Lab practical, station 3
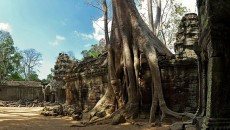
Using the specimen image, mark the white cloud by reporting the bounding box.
[74,16,112,42]
[73,31,95,48]
[38,60,54,79]
[0,23,12,32]
[92,16,105,41]
[92,16,112,41]
[49,35,65,46]
[74,31,94,40]
[56,35,65,40]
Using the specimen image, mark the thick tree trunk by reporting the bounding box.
[89,0,193,124]
[155,0,161,35]
[102,0,109,44]
[148,0,155,34]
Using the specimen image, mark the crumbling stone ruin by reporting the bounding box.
[43,13,199,119]
[40,104,82,120]
[3,13,196,126]
[63,53,107,111]
[174,13,199,59]
[194,0,230,129]
[162,13,198,111]
[0,81,43,107]
[41,53,107,119]
[0,1,229,129]
[44,53,75,103]
[42,9,230,129]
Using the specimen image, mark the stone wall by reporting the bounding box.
[63,53,107,110]
[196,0,230,129]
[139,59,198,113]
[164,13,199,113]
[161,60,198,113]
[64,56,198,113]
[53,14,199,114]
[139,13,199,113]
[0,81,43,101]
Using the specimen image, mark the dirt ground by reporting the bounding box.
[0,107,172,130]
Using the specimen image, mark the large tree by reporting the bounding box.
[138,0,189,47]
[20,48,42,81]
[0,30,22,82]
[89,0,192,123]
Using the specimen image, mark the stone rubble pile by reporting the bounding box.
[0,99,44,107]
[40,103,83,121]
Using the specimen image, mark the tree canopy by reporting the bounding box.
[20,48,42,81]
[131,0,189,49]
[0,30,43,82]
[0,30,23,82]
[81,38,106,59]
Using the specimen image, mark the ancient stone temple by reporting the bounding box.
[0,81,42,101]
[40,13,200,118]
[63,53,107,110]
[159,14,199,114]
[174,13,199,59]
[50,13,200,115]
[195,0,230,129]
[45,53,75,103]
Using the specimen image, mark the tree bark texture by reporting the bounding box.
[89,0,192,123]
[148,0,155,34]
[155,0,161,35]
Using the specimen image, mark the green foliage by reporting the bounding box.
[158,0,189,46]
[0,30,23,82]
[29,71,40,81]
[81,49,100,58]
[136,0,190,48]
[41,79,49,86]
[8,72,24,81]
[46,73,52,82]
[0,31,42,82]
[89,50,100,58]
[81,38,106,59]
[81,50,89,58]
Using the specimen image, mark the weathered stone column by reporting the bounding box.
[197,0,230,129]
[63,76,72,105]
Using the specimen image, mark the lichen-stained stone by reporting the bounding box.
[196,0,230,129]
[174,13,199,60]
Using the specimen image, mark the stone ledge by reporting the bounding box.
[0,81,41,87]
[202,118,230,130]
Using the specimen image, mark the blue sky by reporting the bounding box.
[0,0,196,80]
[0,0,106,79]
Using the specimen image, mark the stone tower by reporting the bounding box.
[174,13,199,59]
[46,53,73,103]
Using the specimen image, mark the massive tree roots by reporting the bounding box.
[88,0,194,124]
